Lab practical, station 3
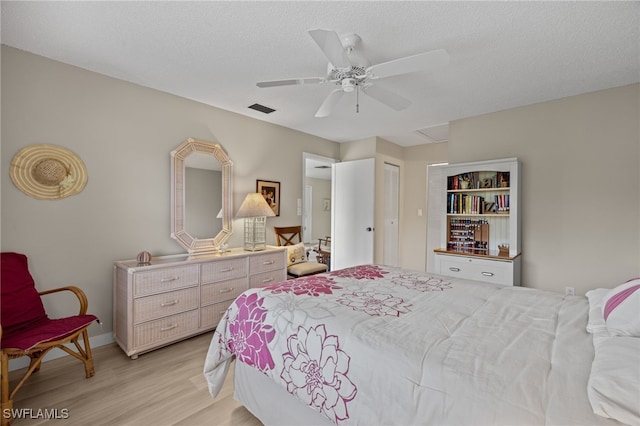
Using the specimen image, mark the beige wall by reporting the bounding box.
[339,137,377,161]
[449,84,640,295]
[403,142,448,271]
[1,46,339,338]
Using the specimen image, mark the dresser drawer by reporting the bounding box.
[249,250,285,274]
[200,301,233,329]
[201,257,247,284]
[436,254,513,286]
[201,277,247,306]
[133,309,198,348]
[250,270,285,288]
[133,265,199,297]
[133,287,199,324]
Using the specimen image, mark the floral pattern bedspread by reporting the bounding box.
[204,265,613,426]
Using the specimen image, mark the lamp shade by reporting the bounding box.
[235,193,276,218]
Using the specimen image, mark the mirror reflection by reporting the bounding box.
[302,153,336,244]
[185,153,222,239]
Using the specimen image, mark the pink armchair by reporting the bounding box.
[1,252,97,426]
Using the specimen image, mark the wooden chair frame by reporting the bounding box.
[317,236,331,268]
[273,226,304,247]
[1,286,95,426]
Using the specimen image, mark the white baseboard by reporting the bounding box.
[8,332,114,372]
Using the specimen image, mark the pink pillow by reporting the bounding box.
[602,278,640,337]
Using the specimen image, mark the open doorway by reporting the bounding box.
[302,153,337,246]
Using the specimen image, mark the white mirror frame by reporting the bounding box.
[171,138,233,253]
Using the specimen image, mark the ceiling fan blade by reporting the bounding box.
[308,29,352,69]
[366,49,449,80]
[257,77,325,88]
[362,84,411,111]
[315,89,344,117]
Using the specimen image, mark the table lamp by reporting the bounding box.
[235,193,276,251]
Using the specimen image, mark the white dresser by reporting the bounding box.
[113,247,286,359]
[433,251,521,286]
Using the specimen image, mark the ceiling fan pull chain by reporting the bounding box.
[356,85,360,113]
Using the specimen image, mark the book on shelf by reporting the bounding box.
[494,194,510,213]
[448,171,510,190]
[447,193,487,214]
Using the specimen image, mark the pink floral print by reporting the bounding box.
[336,290,412,317]
[228,293,275,372]
[281,324,357,423]
[265,275,342,296]
[330,264,388,280]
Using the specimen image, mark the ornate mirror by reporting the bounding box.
[171,138,233,253]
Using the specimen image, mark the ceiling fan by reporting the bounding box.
[256,29,449,117]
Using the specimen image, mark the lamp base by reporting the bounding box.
[244,216,267,252]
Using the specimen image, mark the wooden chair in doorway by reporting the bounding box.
[317,236,331,270]
[274,226,328,278]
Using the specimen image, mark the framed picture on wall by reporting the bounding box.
[257,179,280,216]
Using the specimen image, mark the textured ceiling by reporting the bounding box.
[2,1,638,147]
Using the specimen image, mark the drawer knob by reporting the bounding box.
[262,277,274,283]
[160,299,179,307]
[481,272,495,277]
[263,260,275,265]
[160,324,178,332]
[449,267,460,272]
[219,287,234,293]
[160,276,179,282]
[220,267,234,272]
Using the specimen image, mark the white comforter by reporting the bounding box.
[204,265,621,425]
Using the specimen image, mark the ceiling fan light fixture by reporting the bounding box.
[341,78,356,92]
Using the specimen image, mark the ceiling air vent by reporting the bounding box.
[248,103,276,114]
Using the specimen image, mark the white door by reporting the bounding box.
[383,163,399,266]
[331,158,375,270]
[302,185,313,243]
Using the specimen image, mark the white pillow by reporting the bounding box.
[601,278,640,337]
[286,243,307,267]
[585,288,609,335]
[588,334,640,425]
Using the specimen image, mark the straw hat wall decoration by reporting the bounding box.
[10,144,88,200]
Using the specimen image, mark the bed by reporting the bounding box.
[204,265,639,425]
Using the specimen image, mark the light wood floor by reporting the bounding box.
[8,333,263,425]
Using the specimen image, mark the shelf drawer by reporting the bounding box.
[249,250,285,274]
[201,257,247,284]
[435,254,513,286]
[133,309,198,348]
[133,287,198,324]
[201,277,247,306]
[250,269,286,288]
[200,301,233,329]
[133,265,199,297]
